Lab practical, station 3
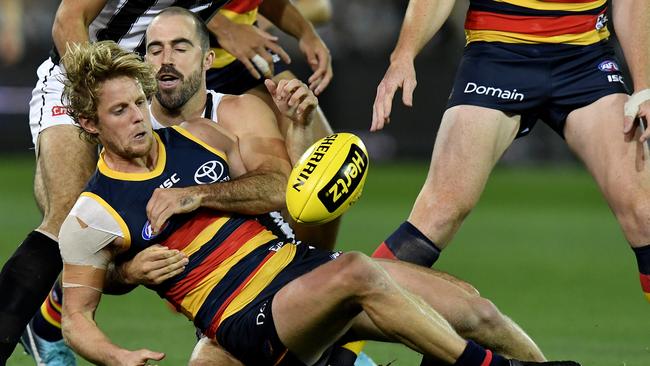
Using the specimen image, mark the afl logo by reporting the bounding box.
[141,220,168,240]
[194,160,225,184]
[598,60,619,73]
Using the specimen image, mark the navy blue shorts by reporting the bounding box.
[216,244,339,365]
[206,54,289,95]
[447,41,629,138]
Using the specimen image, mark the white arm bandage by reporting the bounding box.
[59,215,116,269]
[624,89,650,118]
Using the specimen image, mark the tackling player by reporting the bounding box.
[57,39,579,366]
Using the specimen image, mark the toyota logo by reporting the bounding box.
[194,160,225,184]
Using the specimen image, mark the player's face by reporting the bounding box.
[145,14,206,111]
[93,76,154,159]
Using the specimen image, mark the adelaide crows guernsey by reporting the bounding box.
[465,0,610,45]
[73,126,298,338]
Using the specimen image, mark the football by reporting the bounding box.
[286,133,369,224]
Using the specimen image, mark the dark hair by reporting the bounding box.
[153,7,211,53]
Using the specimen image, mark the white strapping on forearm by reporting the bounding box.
[624,89,650,118]
[61,282,103,293]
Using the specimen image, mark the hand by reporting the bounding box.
[119,245,188,286]
[265,78,318,126]
[146,187,202,234]
[298,31,332,95]
[211,14,291,79]
[115,349,165,366]
[371,57,417,132]
[623,89,650,142]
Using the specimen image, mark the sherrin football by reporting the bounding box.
[286,133,369,224]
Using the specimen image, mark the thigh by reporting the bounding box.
[189,337,244,366]
[35,124,98,237]
[410,105,520,244]
[565,93,649,245]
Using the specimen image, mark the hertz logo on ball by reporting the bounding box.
[286,133,369,225]
[317,144,368,212]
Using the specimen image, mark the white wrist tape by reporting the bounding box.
[624,89,650,118]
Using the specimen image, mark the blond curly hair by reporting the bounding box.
[61,41,157,143]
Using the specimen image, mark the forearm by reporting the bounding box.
[102,262,137,295]
[285,120,315,165]
[613,0,650,91]
[260,0,316,40]
[194,170,287,214]
[52,0,106,57]
[62,312,126,365]
[391,0,456,62]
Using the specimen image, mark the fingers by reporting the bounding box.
[139,349,166,362]
[240,57,262,80]
[264,79,277,96]
[307,49,332,95]
[371,81,397,131]
[265,41,291,65]
[402,77,416,107]
[623,115,635,134]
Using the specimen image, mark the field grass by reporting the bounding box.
[2,155,649,365]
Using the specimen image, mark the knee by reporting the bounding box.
[332,252,388,295]
[611,197,650,243]
[456,296,506,337]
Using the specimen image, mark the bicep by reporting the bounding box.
[225,97,292,175]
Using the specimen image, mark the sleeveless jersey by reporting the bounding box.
[80,126,298,338]
[465,0,610,45]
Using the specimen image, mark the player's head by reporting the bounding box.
[62,41,157,159]
[145,7,213,111]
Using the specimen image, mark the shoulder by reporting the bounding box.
[178,118,238,154]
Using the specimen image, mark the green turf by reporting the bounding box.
[2,156,649,365]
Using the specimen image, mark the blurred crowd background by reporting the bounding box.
[0,0,624,163]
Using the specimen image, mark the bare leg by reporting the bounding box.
[246,70,340,250]
[565,94,650,247]
[272,252,466,365]
[0,125,96,358]
[375,259,544,361]
[189,337,243,366]
[35,125,98,237]
[409,106,520,248]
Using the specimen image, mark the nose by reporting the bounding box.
[162,47,174,65]
[131,104,145,123]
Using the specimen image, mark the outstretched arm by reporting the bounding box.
[371,0,456,131]
[615,0,650,141]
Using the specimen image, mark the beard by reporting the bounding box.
[155,66,202,111]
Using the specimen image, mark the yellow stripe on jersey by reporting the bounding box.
[219,244,296,324]
[97,132,166,181]
[211,8,259,69]
[80,192,131,248]
[171,126,229,163]
[179,229,279,318]
[494,0,606,12]
[182,217,230,257]
[466,27,609,45]
[645,292,650,303]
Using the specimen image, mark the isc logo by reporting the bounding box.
[318,144,368,212]
[159,173,180,188]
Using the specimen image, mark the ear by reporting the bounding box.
[203,50,215,71]
[78,117,99,135]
